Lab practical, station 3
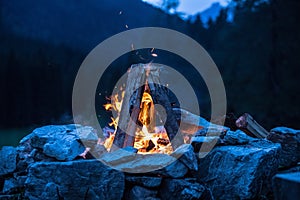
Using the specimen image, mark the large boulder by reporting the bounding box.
[272,172,300,200]
[25,159,125,200]
[159,178,212,200]
[125,176,162,188]
[0,146,17,176]
[128,186,158,200]
[267,127,300,167]
[171,144,198,171]
[19,124,98,161]
[197,140,281,199]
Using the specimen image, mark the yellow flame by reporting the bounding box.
[103,82,174,154]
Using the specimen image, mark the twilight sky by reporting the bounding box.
[143,0,230,14]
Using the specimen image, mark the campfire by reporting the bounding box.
[103,64,183,154]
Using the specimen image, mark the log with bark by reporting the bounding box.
[235,113,269,138]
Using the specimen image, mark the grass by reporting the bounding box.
[0,128,34,147]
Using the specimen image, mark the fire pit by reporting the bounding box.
[1,63,298,199]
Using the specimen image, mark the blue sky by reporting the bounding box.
[143,0,230,14]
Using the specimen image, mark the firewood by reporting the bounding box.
[111,65,146,151]
[172,108,229,135]
[235,113,269,138]
[111,64,184,151]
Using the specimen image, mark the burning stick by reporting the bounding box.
[235,113,269,138]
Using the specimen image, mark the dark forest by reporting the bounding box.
[0,0,299,145]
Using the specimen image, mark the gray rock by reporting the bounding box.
[43,139,84,161]
[24,159,125,200]
[0,146,17,176]
[194,127,229,137]
[101,148,137,165]
[268,127,300,167]
[129,186,158,200]
[153,159,188,178]
[159,178,211,200]
[125,176,162,188]
[191,136,220,153]
[15,140,35,173]
[0,194,20,199]
[74,125,98,142]
[2,179,16,194]
[272,172,300,200]
[222,130,256,145]
[19,124,98,161]
[89,144,107,159]
[108,154,187,178]
[2,176,26,194]
[270,127,300,135]
[16,147,55,176]
[197,140,281,200]
[171,144,198,171]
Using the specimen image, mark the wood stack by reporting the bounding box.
[111,64,184,151]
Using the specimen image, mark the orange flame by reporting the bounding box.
[103,83,173,154]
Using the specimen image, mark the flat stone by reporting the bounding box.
[171,144,198,171]
[268,127,300,167]
[222,130,256,145]
[19,124,98,161]
[107,154,188,178]
[24,159,125,200]
[159,178,212,200]
[129,186,158,200]
[273,172,300,200]
[197,140,281,199]
[125,176,162,188]
[101,148,137,165]
[0,146,17,176]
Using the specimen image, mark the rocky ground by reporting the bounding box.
[0,124,299,200]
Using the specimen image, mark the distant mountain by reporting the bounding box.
[199,2,223,24]
[187,2,235,26]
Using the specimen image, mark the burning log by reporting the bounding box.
[111,65,147,151]
[235,113,269,138]
[111,64,184,152]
